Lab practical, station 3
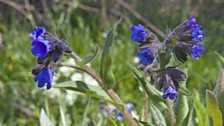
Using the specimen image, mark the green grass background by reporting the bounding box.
[0,0,224,125]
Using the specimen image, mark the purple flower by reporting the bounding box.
[31,38,51,58]
[29,27,46,40]
[137,49,155,65]
[125,103,133,112]
[130,24,147,42]
[190,44,205,59]
[34,68,53,89]
[162,86,178,99]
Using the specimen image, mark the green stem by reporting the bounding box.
[144,93,149,121]
[166,99,176,126]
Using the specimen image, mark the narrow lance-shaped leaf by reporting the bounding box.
[215,52,224,67]
[194,104,204,126]
[130,64,162,100]
[173,95,189,125]
[59,103,67,126]
[194,92,209,126]
[186,108,196,126]
[40,108,55,126]
[129,64,166,108]
[82,97,91,126]
[206,90,223,126]
[54,81,123,110]
[178,86,192,96]
[213,69,224,122]
[137,120,155,126]
[150,103,167,126]
[100,17,122,89]
[77,45,98,66]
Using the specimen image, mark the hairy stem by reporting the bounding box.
[166,99,176,125]
[68,52,138,126]
[107,89,137,126]
[144,93,149,121]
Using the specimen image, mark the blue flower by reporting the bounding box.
[31,38,51,58]
[184,16,196,26]
[130,24,147,42]
[184,17,204,42]
[137,49,155,64]
[115,103,133,121]
[115,111,124,120]
[162,86,178,99]
[190,44,205,60]
[29,27,46,40]
[192,29,204,42]
[166,16,205,62]
[34,68,53,89]
[125,103,133,112]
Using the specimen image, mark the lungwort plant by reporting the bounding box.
[29,17,223,126]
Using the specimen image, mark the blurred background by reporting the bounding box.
[0,0,224,125]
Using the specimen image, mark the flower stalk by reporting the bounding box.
[166,99,176,125]
[69,51,138,126]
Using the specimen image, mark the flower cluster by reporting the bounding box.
[29,27,71,89]
[166,16,205,62]
[99,100,133,120]
[130,17,205,100]
[130,24,160,67]
[154,67,187,99]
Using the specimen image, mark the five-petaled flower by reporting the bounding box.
[190,44,205,60]
[34,68,53,89]
[130,24,147,42]
[162,86,178,99]
[137,49,155,65]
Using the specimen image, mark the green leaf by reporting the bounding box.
[82,97,91,126]
[59,104,67,126]
[150,103,167,126]
[178,86,192,96]
[137,120,155,126]
[100,17,122,89]
[129,64,165,103]
[107,117,118,126]
[173,95,189,125]
[194,93,210,126]
[39,108,55,126]
[215,51,224,67]
[214,69,224,121]
[206,90,223,126]
[186,108,196,126]
[77,45,98,66]
[194,104,204,126]
[54,81,123,110]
